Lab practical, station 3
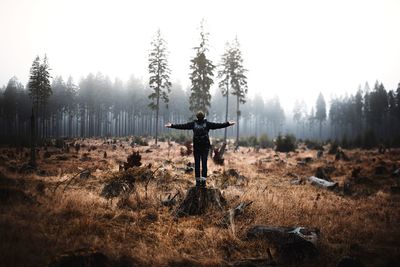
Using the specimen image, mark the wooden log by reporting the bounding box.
[247,225,319,264]
[308,176,338,190]
[174,186,226,217]
[248,226,318,245]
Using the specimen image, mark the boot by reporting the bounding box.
[200,177,207,188]
[195,177,201,187]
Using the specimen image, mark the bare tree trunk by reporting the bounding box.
[319,121,322,141]
[80,107,85,137]
[224,78,229,144]
[236,96,240,147]
[30,108,36,167]
[134,111,137,135]
[42,104,46,139]
[155,92,160,145]
[35,100,39,140]
[69,115,72,137]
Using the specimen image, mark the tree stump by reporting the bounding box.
[213,142,226,165]
[124,151,142,170]
[247,225,319,264]
[174,186,226,217]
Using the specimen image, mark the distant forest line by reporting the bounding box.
[1,72,399,148]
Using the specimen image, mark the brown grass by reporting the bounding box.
[0,138,399,266]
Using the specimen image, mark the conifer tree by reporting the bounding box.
[189,20,215,115]
[229,38,248,146]
[148,29,171,144]
[217,42,233,143]
[28,55,52,138]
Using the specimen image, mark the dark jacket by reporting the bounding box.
[171,119,230,149]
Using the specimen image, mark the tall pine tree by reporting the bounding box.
[27,55,51,165]
[28,55,52,138]
[148,29,171,144]
[229,38,248,146]
[354,87,363,136]
[28,56,41,113]
[189,20,215,116]
[217,42,233,143]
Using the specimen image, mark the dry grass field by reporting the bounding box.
[0,137,399,267]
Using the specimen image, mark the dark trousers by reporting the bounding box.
[194,148,209,178]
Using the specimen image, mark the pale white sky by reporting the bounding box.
[0,0,399,110]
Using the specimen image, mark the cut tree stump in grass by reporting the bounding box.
[213,142,226,165]
[174,186,226,217]
[247,225,319,265]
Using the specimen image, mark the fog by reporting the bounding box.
[0,0,399,110]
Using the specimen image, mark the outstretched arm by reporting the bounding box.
[165,121,194,130]
[207,121,235,130]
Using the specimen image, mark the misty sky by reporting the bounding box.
[0,0,399,110]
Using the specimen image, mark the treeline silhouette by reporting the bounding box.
[0,73,284,144]
[291,81,400,148]
[328,82,400,148]
[1,72,399,148]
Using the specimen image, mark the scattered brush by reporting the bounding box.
[74,143,81,153]
[219,168,247,188]
[161,191,180,208]
[335,149,350,161]
[275,134,297,152]
[213,143,226,165]
[80,152,91,161]
[101,179,132,200]
[123,151,142,170]
[304,139,324,150]
[221,201,253,236]
[101,169,137,199]
[328,141,339,154]
[101,165,157,200]
[180,141,193,156]
[131,136,149,146]
[53,169,92,193]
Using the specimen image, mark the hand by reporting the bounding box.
[228,121,236,126]
[165,123,172,128]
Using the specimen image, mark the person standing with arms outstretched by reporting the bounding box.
[165,111,235,187]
